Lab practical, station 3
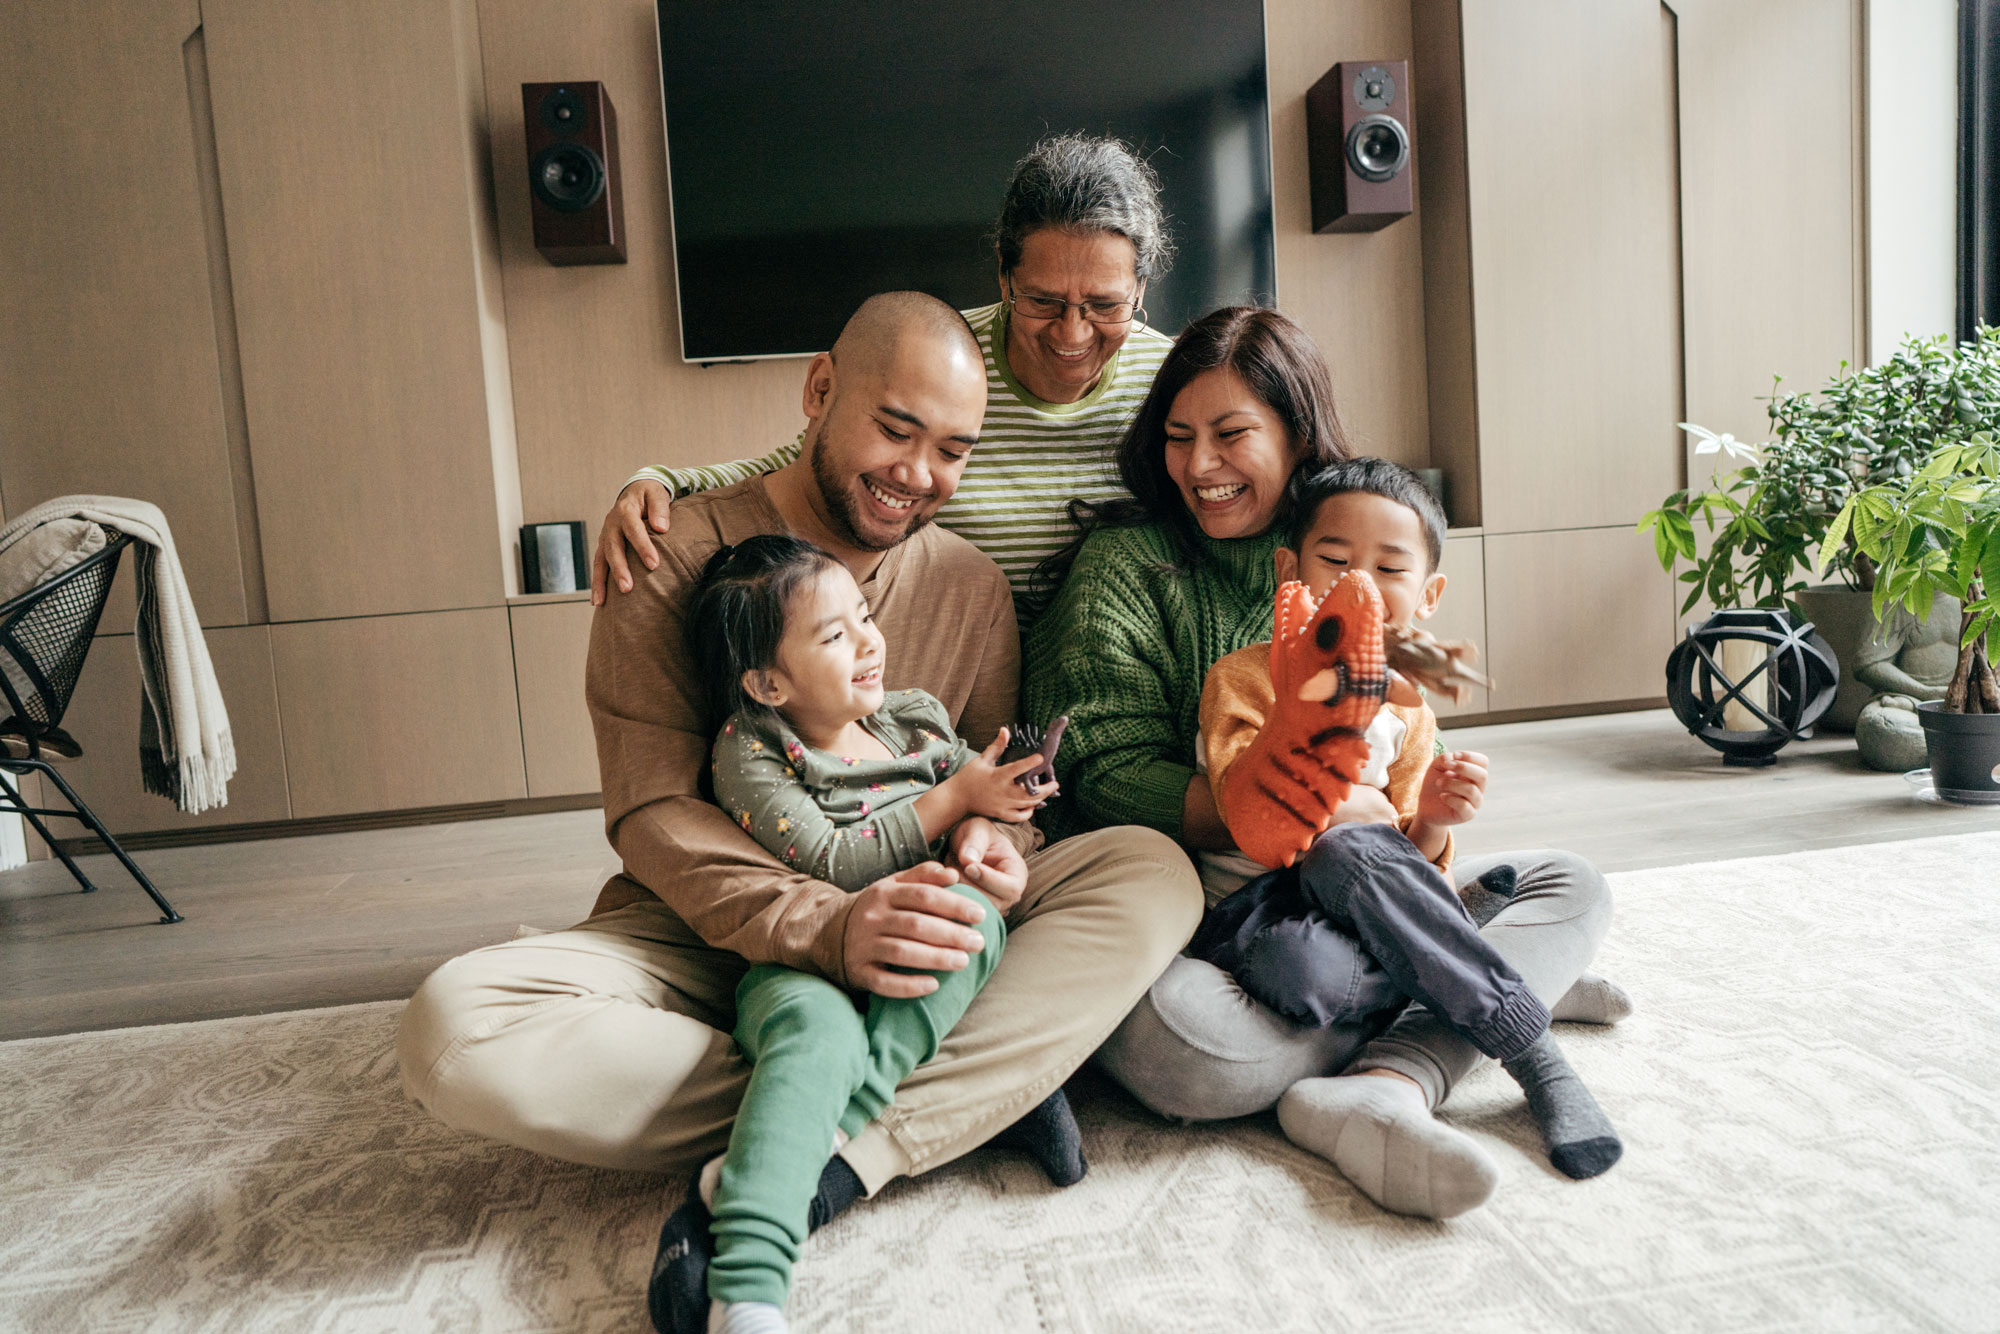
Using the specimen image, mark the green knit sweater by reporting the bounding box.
[1023,521,1283,842]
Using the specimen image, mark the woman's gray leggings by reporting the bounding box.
[1095,850,1613,1118]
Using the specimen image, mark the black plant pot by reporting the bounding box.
[1917,701,2000,805]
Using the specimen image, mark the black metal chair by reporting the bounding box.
[0,531,182,923]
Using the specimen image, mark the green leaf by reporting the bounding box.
[1664,510,1698,561]
[1817,500,1855,574]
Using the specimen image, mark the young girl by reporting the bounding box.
[671,534,1053,1334]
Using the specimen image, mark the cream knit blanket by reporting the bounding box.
[0,496,234,812]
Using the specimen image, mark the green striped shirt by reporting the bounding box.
[631,302,1175,618]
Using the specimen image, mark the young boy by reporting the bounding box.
[1193,457,1622,1196]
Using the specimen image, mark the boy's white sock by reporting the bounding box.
[1551,973,1636,1025]
[1277,1074,1499,1220]
[709,1300,788,1334]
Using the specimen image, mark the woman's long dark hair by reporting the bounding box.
[1033,305,1350,599]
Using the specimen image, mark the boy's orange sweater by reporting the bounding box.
[1199,641,1454,875]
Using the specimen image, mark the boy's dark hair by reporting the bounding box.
[1285,457,1447,572]
[684,534,842,725]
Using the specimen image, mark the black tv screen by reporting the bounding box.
[657,0,1275,362]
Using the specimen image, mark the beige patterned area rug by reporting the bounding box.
[5,831,1998,1334]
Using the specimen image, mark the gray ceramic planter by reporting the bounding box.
[1790,584,1875,731]
[1792,585,1961,733]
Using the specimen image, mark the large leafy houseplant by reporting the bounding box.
[1819,434,2000,714]
[1640,329,2000,616]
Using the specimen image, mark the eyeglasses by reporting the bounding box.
[1004,283,1145,327]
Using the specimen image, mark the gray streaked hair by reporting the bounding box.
[992,133,1175,283]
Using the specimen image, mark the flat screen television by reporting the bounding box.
[656,0,1275,363]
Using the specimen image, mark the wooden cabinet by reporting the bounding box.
[1675,0,1861,448]
[203,0,512,621]
[0,0,257,629]
[1426,534,1489,719]
[510,598,599,798]
[42,626,290,835]
[270,610,525,818]
[1425,0,1684,536]
[1483,527,1676,712]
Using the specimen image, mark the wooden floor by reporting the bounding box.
[4,708,1996,1042]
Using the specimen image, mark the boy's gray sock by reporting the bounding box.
[709,1301,788,1334]
[1500,1033,1623,1179]
[1460,864,1519,927]
[1277,1075,1499,1220]
[1550,973,1635,1025]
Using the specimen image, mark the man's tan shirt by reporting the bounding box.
[585,476,1034,983]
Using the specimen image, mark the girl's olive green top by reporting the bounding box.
[711,689,971,892]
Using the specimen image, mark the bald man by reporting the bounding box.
[396,294,1202,1319]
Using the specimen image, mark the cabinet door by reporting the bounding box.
[1462,0,1683,533]
[1483,528,1676,712]
[44,625,290,835]
[271,609,524,818]
[0,0,253,627]
[510,600,599,798]
[1426,535,1489,719]
[204,0,506,621]
[1676,0,1860,447]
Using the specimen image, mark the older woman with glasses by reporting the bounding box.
[592,132,1175,621]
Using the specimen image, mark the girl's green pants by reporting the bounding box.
[708,883,1005,1306]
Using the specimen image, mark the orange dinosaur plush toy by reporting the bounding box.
[1216,570,1391,870]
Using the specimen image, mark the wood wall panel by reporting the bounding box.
[1675,0,1860,458]
[475,0,804,545]
[1411,0,1481,527]
[270,609,525,818]
[1483,527,1676,711]
[0,0,253,627]
[1460,0,1683,533]
[54,626,290,834]
[1265,0,1431,465]
[203,0,506,621]
[510,599,599,797]
[1427,534,1489,718]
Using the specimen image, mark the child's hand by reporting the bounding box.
[949,817,1028,913]
[1415,750,1489,828]
[945,728,1057,823]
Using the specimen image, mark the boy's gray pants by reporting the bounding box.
[1096,849,1613,1117]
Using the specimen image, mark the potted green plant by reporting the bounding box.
[1640,329,2000,727]
[1818,433,2000,801]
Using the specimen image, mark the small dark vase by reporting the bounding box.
[1916,702,2000,805]
[1666,608,1840,766]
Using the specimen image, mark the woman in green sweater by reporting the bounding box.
[592,132,1175,622]
[1023,305,1346,844]
[1022,306,1626,1223]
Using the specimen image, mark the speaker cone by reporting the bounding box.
[1345,114,1410,183]
[531,142,606,213]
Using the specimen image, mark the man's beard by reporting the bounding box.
[808,418,935,552]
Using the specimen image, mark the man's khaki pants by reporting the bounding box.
[396,826,1201,1193]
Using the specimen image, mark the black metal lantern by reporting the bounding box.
[1666,609,1839,766]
